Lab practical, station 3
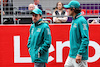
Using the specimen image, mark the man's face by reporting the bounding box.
[67,8,74,16]
[35,0,40,5]
[28,4,34,10]
[32,13,42,23]
[0,0,1,5]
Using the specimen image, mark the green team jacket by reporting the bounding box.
[69,13,89,60]
[27,19,51,63]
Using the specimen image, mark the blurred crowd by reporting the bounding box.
[0,0,100,24]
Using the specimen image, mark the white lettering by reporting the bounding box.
[14,36,100,63]
[88,41,100,62]
[56,41,70,62]
[14,36,31,63]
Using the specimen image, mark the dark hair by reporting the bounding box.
[55,1,64,10]
[39,14,42,16]
[34,0,36,1]
[71,8,81,14]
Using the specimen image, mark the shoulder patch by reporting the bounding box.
[82,24,87,30]
[46,28,50,35]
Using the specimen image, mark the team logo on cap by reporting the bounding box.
[71,5,75,8]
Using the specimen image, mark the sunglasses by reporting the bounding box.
[32,13,38,17]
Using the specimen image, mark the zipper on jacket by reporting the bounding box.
[38,47,40,58]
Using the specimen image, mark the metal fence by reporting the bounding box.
[0,0,100,24]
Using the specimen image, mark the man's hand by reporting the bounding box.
[58,19,62,22]
[76,55,82,64]
[55,18,58,21]
[28,48,30,50]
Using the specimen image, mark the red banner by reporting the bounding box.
[0,24,100,67]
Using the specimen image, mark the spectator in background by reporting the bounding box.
[28,3,35,10]
[18,4,35,24]
[2,0,14,24]
[53,1,68,23]
[0,10,5,15]
[0,0,5,23]
[3,0,13,15]
[33,0,43,10]
[91,19,99,24]
[0,0,5,15]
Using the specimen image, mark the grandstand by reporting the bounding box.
[1,0,100,24]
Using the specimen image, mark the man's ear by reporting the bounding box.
[40,15,42,18]
[39,15,42,19]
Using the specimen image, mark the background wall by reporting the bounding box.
[13,0,100,10]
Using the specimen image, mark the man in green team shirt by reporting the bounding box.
[27,8,51,67]
[64,0,89,67]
